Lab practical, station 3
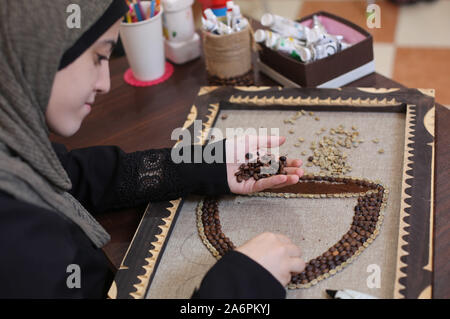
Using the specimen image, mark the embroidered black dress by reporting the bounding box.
[0,141,285,298]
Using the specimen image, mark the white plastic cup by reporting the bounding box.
[120,2,165,82]
[162,0,195,43]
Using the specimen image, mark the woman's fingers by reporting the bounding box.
[252,174,288,192]
[285,243,302,257]
[283,167,304,176]
[289,257,306,274]
[286,158,302,167]
[275,233,292,245]
[268,175,300,189]
[252,174,301,192]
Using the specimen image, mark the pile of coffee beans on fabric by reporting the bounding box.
[234,153,287,183]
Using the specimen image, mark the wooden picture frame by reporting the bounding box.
[107,86,435,299]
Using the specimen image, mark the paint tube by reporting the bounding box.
[299,40,340,62]
[202,18,232,35]
[231,4,242,30]
[226,1,234,27]
[203,4,245,34]
[313,15,327,36]
[254,29,306,62]
[328,289,378,299]
[204,8,217,23]
[218,20,233,34]
[234,18,248,32]
[202,17,220,35]
[261,13,308,40]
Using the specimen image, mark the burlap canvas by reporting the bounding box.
[147,108,405,299]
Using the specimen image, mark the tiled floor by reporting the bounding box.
[195,0,450,106]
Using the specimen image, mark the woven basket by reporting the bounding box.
[202,27,253,85]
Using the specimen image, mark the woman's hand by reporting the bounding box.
[226,135,303,194]
[236,232,305,286]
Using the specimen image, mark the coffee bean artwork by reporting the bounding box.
[196,172,388,289]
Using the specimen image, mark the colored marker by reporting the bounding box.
[151,0,155,18]
[134,2,143,21]
[137,0,146,19]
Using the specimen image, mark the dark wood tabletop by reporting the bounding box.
[51,50,450,298]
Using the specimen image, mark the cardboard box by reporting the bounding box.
[257,11,374,88]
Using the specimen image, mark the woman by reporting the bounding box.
[0,0,305,298]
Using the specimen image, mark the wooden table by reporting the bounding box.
[50,53,450,299]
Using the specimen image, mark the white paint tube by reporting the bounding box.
[204,8,217,23]
[231,4,243,30]
[254,29,306,62]
[299,40,339,62]
[234,18,248,32]
[261,13,308,40]
[330,289,378,299]
[300,34,351,62]
[202,17,220,35]
[202,17,232,35]
[226,1,234,27]
[313,15,327,36]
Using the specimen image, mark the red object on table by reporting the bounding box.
[198,0,228,9]
[123,62,174,87]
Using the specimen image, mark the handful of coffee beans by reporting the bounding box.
[234,153,287,183]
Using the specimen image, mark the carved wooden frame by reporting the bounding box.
[108,86,435,299]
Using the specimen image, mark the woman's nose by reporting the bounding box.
[95,62,111,94]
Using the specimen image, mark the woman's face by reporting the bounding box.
[46,19,122,137]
